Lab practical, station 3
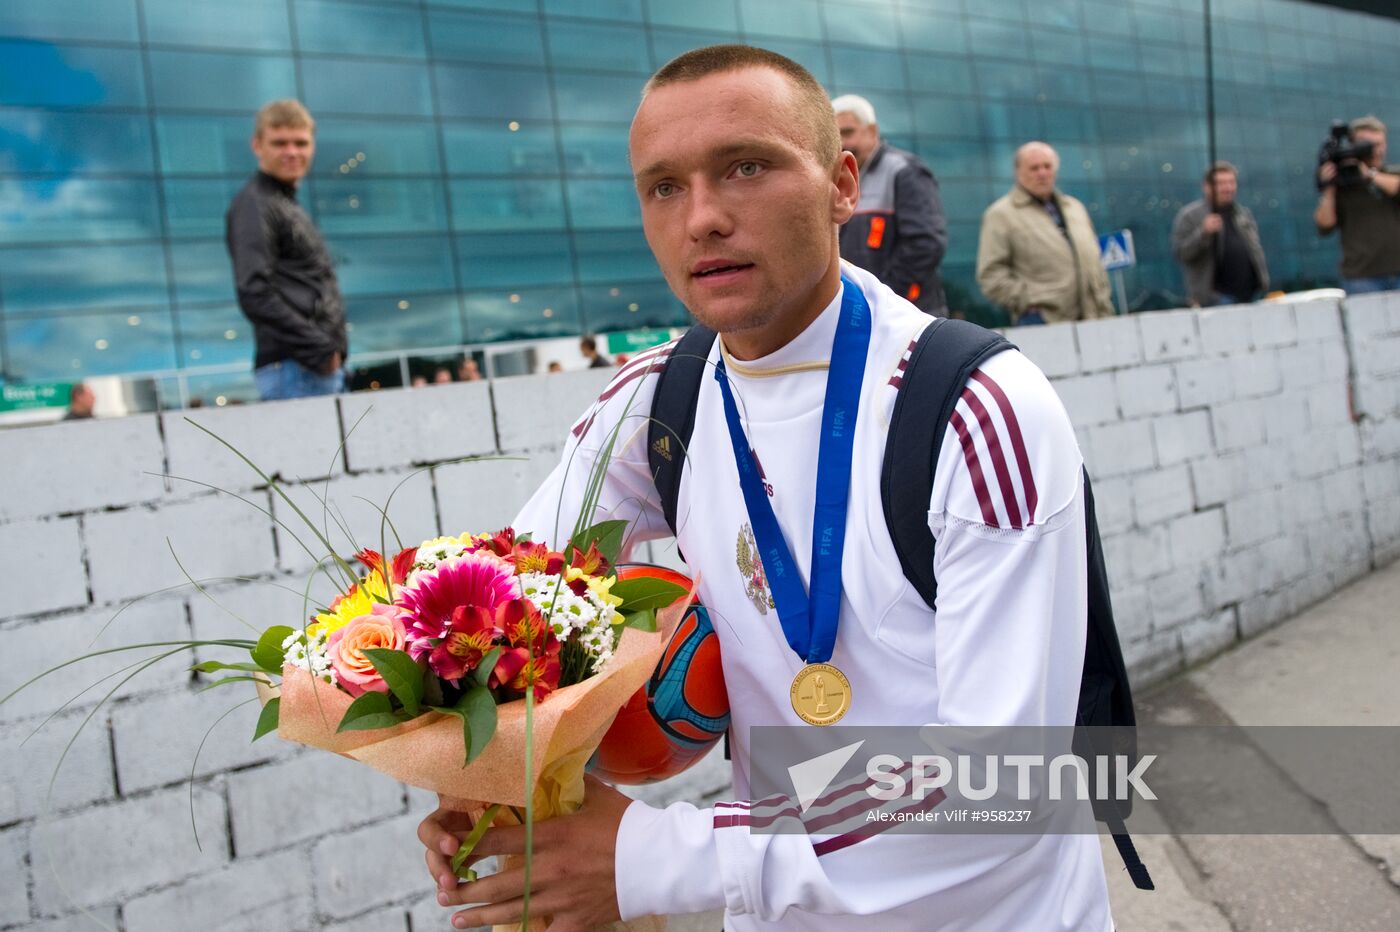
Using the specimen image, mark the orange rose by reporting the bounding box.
[326,603,407,698]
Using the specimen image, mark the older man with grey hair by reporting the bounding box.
[976,141,1113,325]
[832,93,948,312]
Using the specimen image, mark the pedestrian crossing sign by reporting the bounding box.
[1098,230,1136,270]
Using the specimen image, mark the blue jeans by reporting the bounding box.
[1343,275,1400,295]
[254,359,345,401]
[1016,311,1047,326]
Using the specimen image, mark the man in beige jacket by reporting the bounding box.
[976,141,1114,325]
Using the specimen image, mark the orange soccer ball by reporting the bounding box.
[590,565,730,785]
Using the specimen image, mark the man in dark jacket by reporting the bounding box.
[226,99,347,401]
[1170,161,1269,307]
[832,94,948,313]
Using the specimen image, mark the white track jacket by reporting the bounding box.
[513,262,1113,931]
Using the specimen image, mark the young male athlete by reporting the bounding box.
[418,46,1113,931]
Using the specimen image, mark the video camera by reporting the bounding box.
[1317,120,1377,189]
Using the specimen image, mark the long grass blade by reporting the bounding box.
[187,696,259,850]
[182,418,361,586]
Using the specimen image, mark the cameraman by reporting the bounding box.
[1315,115,1400,294]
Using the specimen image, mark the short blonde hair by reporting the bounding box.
[254,99,315,138]
[1351,114,1386,136]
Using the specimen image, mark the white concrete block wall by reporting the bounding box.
[1,294,1398,930]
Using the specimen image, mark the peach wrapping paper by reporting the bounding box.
[256,583,695,932]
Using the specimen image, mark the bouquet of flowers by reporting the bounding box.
[255,525,690,927]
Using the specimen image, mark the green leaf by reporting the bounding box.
[431,686,498,765]
[191,660,267,674]
[253,697,280,741]
[620,607,658,632]
[609,576,687,613]
[569,519,628,568]
[336,690,408,732]
[197,675,271,693]
[251,626,295,674]
[473,647,503,689]
[362,648,424,717]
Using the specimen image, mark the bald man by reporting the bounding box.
[976,142,1113,325]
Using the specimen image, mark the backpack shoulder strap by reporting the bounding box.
[880,318,1014,608]
[648,325,718,537]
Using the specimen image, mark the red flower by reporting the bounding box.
[356,546,418,586]
[472,527,517,559]
[490,599,562,701]
[426,605,501,684]
[569,541,611,578]
[512,541,565,576]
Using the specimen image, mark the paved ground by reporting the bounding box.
[671,559,1400,930]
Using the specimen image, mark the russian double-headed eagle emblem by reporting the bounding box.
[735,522,775,614]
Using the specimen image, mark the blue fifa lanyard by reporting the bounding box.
[712,275,872,665]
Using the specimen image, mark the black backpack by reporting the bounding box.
[646,318,1153,891]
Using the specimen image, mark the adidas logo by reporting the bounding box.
[651,435,672,461]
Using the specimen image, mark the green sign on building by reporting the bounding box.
[607,329,673,355]
[0,382,71,413]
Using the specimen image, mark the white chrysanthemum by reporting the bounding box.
[282,627,336,683]
[412,539,469,574]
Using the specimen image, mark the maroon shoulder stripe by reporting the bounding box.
[570,359,668,439]
[949,410,1000,527]
[959,387,1024,529]
[970,369,1038,524]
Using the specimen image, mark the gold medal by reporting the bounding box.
[790,663,851,725]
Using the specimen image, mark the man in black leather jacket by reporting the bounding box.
[225,99,348,401]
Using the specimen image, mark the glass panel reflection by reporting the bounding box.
[162,177,246,239]
[174,303,256,368]
[456,232,574,289]
[0,178,162,243]
[0,41,147,108]
[572,229,657,284]
[434,64,554,121]
[464,285,580,343]
[331,234,457,295]
[740,0,823,41]
[294,0,426,59]
[311,119,442,177]
[170,239,237,307]
[144,0,291,51]
[5,309,176,380]
[550,73,645,124]
[310,177,449,235]
[148,50,297,111]
[579,280,686,335]
[564,179,641,231]
[449,178,567,232]
[429,8,545,66]
[0,0,139,43]
[442,122,559,176]
[345,291,463,352]
[0,243,169,313]
[301,58,433,116]
[558,124,630,177]
[545,21,651,73]
[646,0,738,32]
[157,115,251,176]
[0,111,154,175]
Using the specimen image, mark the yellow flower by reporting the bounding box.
[309,571,388,638]
[585,574,624,609]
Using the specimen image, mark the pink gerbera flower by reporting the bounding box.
[396,550,520,658]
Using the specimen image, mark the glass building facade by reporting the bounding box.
[1,0,1397,397]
